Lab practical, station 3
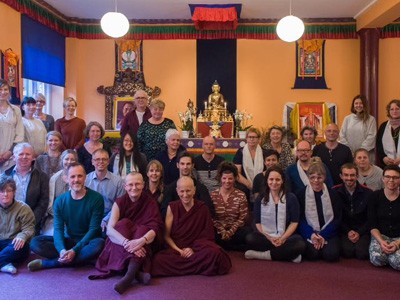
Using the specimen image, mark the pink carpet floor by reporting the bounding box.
[1,252,399,300]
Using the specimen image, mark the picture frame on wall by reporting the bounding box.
[113,96,134,130]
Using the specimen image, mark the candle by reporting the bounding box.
[224,102,227,109]
[204,101,207,109]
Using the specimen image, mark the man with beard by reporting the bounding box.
[333,163,372,260]
[28,163,104,271]
[286,140,333,198]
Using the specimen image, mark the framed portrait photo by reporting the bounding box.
[113,97,135,130]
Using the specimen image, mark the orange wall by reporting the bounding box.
[379,38,400,124]
[65,38,115,121]
[1,2,399,131]
[237,39,360,131]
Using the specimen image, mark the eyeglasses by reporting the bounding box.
[93,158,108,162]
[247,136,259,139]
[0,189,14,194]
[297,149,311,153]
[135,97,147,100]
[383,175,400,181]
[309,175,324,182]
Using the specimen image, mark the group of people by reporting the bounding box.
[1,79,400,295]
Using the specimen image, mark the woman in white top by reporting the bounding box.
[340,95,377,160]
[0,79,24,172]
[233,127,264,190]
[21,96,47,156]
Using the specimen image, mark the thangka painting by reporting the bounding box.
[1,48,21,104]
[293,40,328,89]
[115,40,143,72]
[284,102,336,139]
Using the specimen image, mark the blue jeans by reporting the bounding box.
[30,235,104,266]
[0,239,30,268]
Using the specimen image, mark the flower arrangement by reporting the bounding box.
[178,110,194,132]
[233,109,253,132]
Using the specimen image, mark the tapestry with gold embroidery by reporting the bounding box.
[115,40,143,73]
[294,40,328,89]
[1,48,21,104]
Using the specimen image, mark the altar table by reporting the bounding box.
[181,138,245,161]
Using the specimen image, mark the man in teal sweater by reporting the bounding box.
[28,163,104,271]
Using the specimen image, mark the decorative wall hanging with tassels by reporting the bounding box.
[293,40,329,89]
[1,48,21,104]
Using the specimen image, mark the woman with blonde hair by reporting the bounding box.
[34,93,55,132]
[34,131,63,177]
[137,99,176,160]
[41,149,78,235]
[233,127,264,190]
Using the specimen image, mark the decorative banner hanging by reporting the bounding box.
[293,40,328,89]
[115,40,143,73]
[1,48,21,104]
[189,4,241,30]
[284,102,336,139]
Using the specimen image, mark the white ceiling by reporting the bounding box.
[42,0,376,20]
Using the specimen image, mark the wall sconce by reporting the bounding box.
[276,0,305,42]
[100,0,130,38]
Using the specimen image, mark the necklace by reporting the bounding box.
[392,126,400,139]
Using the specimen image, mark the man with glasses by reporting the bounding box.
[286,140,333,198]
[333,163,372,260]
[85,149,125,233]
[120,89,151,136]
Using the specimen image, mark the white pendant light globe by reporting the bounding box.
[101,12,130,38]
[276,15,305,42]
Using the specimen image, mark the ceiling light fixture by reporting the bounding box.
[100,0,130,38]
[276,0,305,42]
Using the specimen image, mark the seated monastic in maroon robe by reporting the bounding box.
[89,193,162,278]
[151,200,232,276]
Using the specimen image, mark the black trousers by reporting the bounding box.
[246,232,306,261]
[304,236,340,262]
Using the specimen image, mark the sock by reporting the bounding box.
[28,259,61,271]
[245,250,272,260]
[136,272,151,285]
[113,260,138,294]
[292,254,302,263]
[28,259,43,272]
[1,263,17,274]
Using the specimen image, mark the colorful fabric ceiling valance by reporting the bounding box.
[1,0,385,40]
[192,6,239,30]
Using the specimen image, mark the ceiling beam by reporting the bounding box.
[356,0,400,30]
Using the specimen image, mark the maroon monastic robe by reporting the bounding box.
[89,193,162,279]
[151,200,232,276]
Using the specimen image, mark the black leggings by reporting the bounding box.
[246,232,306,261]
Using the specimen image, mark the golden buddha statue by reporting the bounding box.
[208,80,225,109]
